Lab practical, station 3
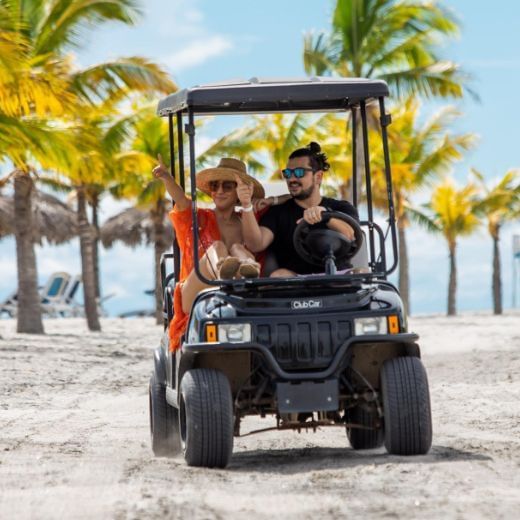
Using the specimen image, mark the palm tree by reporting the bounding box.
[0,0,175,332]
[410,178,480,316]
[304,0,469,97]
[472,169,520,314]
[110,109,173,323]
[303,0,473,198]
[371,98,476,312]
[199,113,333,178]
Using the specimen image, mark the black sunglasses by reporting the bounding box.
[208,180,237,192]
[281,167,315,179]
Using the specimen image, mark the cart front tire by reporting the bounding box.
[180,368,234,468]
[381,356,432,455]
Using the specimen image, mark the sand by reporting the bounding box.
[0,312,519,519]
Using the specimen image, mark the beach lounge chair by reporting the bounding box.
[0,271,70,318]
[1,271,113,319]
[42,274,83,317]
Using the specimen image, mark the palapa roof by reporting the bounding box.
[0,191,78,244]
[100,206,174,249]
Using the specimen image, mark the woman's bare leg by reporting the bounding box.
[270,268,296,278]
[181,241,229,313]
[229,243,255,261]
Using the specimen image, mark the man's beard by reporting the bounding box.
[292,184,314,200]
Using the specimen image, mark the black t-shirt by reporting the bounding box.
[259,197,359,274]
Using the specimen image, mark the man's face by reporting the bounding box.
[284,156,321,200]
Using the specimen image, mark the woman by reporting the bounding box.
[153,155,284,351]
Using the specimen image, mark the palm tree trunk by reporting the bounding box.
[447,242,457,316]
[398,223,410,314]
[14,173,44,334]
[77,188,101,331]
[492,227,502,315]
[91,196,101,299]
[151,202,166,325]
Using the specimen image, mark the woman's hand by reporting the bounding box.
[152,154,170,181]
[235,174,254,207]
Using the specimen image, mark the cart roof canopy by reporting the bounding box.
[157,77,389,116]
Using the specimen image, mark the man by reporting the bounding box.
[237,142,359,276]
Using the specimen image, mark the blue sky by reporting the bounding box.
[1,0,519,317]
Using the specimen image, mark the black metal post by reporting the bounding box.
[351,107,357,207]
[360,100,376,271]
[378,96,398,276]
[168,114,181,284]
[176,113,185,190]
[187,108,214,286]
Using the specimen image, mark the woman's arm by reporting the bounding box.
[153,154,191,211]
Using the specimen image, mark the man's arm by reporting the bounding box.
[235,175,275,252]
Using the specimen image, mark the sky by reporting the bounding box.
[1,0,520,317]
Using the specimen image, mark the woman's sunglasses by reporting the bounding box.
[281,167,315,179]
[208,180,237,192]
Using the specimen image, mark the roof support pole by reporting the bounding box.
[176,113,185,191]
[360,100,376,271]
[378,97,398,275]
[187,109,213,286]
[166,115,181,284]
[351,107,358,207]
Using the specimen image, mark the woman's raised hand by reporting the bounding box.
[235,174,253,208]
[152,153,170,180]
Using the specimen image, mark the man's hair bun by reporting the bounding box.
[307,142,322,154]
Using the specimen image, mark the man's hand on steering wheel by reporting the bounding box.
[297,205,327,225]
[297,206,355,240]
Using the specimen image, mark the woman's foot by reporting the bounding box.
[238,259,260,278]
[216,256,241,279]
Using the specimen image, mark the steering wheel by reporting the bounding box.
[293,211,364,270]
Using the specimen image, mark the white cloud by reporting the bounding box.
[163,35,233,71]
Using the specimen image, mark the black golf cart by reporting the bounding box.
[149,77,432,468]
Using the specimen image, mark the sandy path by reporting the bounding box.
[1,313,519,519]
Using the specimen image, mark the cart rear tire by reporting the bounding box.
[149,374,180,457]
[346,405,384,449]
[381,356,432,455]
[180,368,234,468]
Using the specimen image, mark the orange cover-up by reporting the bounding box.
[168,206,221,351]
[167,204,267,352]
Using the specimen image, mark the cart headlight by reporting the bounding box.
[204,322,252,343]
[354,316,388,335]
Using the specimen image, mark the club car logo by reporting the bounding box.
[291,299,323,310]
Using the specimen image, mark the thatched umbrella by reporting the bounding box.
[0,190,78,243]
[100,206,174,248]
[100,205,174,322]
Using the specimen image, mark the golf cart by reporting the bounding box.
[149,77,432,468]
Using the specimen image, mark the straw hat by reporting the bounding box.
[196,158,265,199]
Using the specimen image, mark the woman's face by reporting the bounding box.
[208,180,238,210]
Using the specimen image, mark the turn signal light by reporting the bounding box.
[205,323,217,342]
[387,315,399,334]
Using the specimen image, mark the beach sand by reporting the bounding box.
[0,313,519,519]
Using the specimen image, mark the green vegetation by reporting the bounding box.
[0,0,518,328]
